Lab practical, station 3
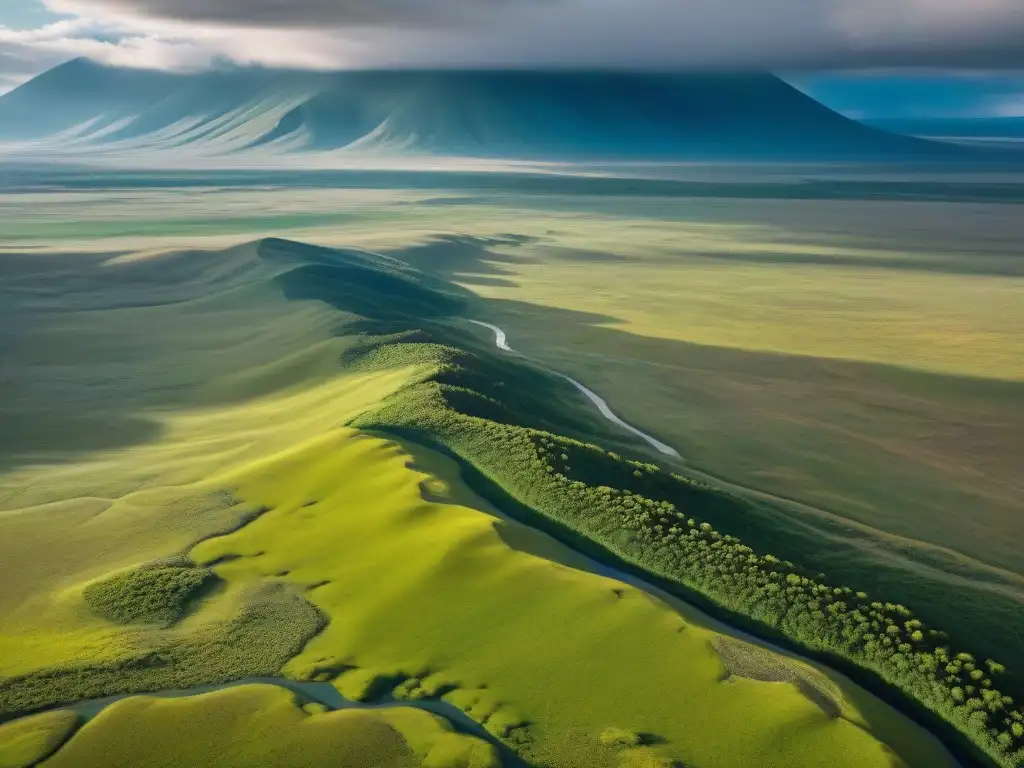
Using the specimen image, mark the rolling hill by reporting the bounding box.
[3,233,1014,767]
[0,58,948,162]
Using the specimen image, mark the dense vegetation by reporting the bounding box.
[0,582,325,718]
[84,566,217,627]
[345,331,1023,768]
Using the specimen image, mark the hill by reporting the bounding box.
[0,58,947,162]
[3,234,1020,766]
[0,236,970,768]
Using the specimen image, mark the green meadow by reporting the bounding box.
[38,685,499,768]
[0,236,953,768]
[191,426,952,768]
[0,710,77,768]
[0,169,1021,767]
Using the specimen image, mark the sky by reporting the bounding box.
[1,0,1023,116]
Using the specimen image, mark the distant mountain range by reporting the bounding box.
[0,58,962,163]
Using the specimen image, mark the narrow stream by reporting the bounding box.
[467,318,883,654]
[468,319,680,457]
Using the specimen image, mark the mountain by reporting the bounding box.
[0,58,949,162]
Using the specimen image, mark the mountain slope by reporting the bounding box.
[0,58,948,161]
[868,117,1024,146]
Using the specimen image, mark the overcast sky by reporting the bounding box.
[2,0,1024,113]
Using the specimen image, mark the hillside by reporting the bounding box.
[867,117,1024,145]
[1,235,1020,767]
[0,58,946,162]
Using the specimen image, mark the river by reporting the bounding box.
[467,319,680,458]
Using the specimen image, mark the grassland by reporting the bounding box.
[0,710,78,768]
[191,425,954,768]
[0,235,968,767]
[41,684,499,768]
[6,179,1017,683]
[338,330,1022,766]
[1,163,1021,768]
[2,181,1018,579]
[0,240,411,687]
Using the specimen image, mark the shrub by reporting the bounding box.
[84,566,217,626]
[599,728,642,748]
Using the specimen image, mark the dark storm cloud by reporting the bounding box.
[40,0,1024,69]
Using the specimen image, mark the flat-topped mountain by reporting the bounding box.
[0,58,947,161]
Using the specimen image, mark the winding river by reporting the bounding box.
[467,319,680,458]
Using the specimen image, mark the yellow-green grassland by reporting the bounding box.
[40,685,499,768]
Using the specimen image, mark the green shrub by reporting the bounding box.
[599,728,642,748]
[84,566,217,626]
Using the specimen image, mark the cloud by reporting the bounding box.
[0,18,219,78]
[990,96,1024,118]
[46,0,518,27]
[0,14,375,88]
[1,0,1024,91]
[35,0,1024,69]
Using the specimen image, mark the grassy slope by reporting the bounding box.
[0,242,421,685]
[0,239,957,768]
[8,184,1014,579]
[0,711,78,768]
[40,684,497,768]
[192,427,947,768]
[246,189,1022,709]
[302,193,1023,694]
[255,239,1020,767]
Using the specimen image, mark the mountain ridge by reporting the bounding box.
[0,57,954,161]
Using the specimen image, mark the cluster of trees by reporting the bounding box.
[84,566,216,627]
[351,333,1024,768]
[529,431,1023,766]
[599,728,643,748]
